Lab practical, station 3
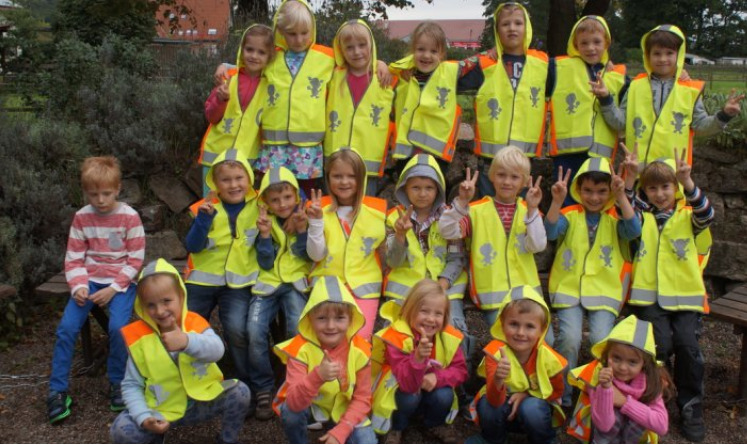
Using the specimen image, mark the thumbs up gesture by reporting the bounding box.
[494,346,511,386]
[257,205,272,238]
[318,350,341,382]
[415,328,433,363]
[598,366,614,389]
[160,316,188,352]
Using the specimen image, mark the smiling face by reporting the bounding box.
[413,34,443,74]
[242,34,272,76]
[85,184,120,214]
[491,166,525,204]
[213,163,250,205]
[405,176,438,215]
[328,159,358,206]
[342,35,371,76]
[496,7,526,55]
[501,304,545,362]
[648,45,678,79]
[410,294,447,339]
[263,184,298,219]
[310,304,352,349]
[140,275,183,333]
[643,181,677,211]
[606,342,645,383]
[574,30,607,65]
[577,178,612,213]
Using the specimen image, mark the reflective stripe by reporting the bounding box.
[371,413,391,433]
[141,261,158,278]
[201,151,219,165]
[187,270,226,286]
[581,295,622,312]
[476,290,508,306]
[269,168,281,184]
[393,143,413,157]
[326,277,344,302]
[632,319,648,351]
[445,406,458,424]
[551,292,579,306]
[408,129,447,152]
[226,270,258,287]
[587,157,602,172]
[224,149,239,161]
[263,129,288,141]
[446,283,467,298]
[291,278,309,293]
[588,142,614,158]
[252,282,276,295]
[554,136,593,150]
[479,140,537,156]
[288,130,325,144]
[510,286,525,301]
[310,404,330,422]
[629,288,657,304]
[352,282,382,299]
[658,294,706,310]
[364,160,382,173]
[385,281,410,298]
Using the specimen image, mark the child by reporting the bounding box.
[623,147,713,442]
[48,156,144,423]
[248,166,311,420]
[325,19,397,196]
[545,157,640,407]
[371,279,468,444]
[110,259,251,444]
[594,24,743,167]
[440,145,546,327]
[184,149,259,391]
[307,148,386,340]
[470,286,567,444]
[201,24,273,195]
[567,315,672,444]
[273,275,376,444]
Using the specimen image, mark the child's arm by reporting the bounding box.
[108,209,145,295]
[182,327,225,363]
[439,168,478,240]
[589,385,617,433]
[282,358,326,413]
[619,395,669,435]
[256,206,276,271]
[545,167,571,241]
[594,72,627,131]
[64,211,91,298]
[184,204,217,253]
[384,341,428,394]
[205,80,230,125]
[691,90,744,136]
[524,176,547,253]
[431,345,469,388]
[611,164,641,241]
[438,239,466,289]
[305,189,326,262]
[386,206,414,268]
[121,358,169,432]
[324,362,373,444]
[676,149,715,234]
[484,349,509,407]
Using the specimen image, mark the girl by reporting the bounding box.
[325,19,397,196]
[201,24,273,195]
[371,279,467,444]
[306,148,386,340]
[567,315,672,443]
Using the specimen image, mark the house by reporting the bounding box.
[154,0,232,45]
[718,57,747,66]
[379,19,486,49]
[685,53,714,65]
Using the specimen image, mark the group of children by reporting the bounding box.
[46,0,744,443]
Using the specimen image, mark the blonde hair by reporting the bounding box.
[573,16,610,46]
[400,279,450,330]
[488,145,531,186]
[410,21,447,59]
[276,0,313,35]
[243,24,275,63]
[499,298,547,330]
[80,156,121,190]
[137,273,184,305]
[325,148,367,217]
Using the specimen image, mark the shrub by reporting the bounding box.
[700,92,747,149]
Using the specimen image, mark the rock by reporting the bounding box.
[149,174,198,214]
[119,179,142,206]
[144,230,187,264]
[445,141,478,189]
[707,166,747,193]
[183,162,204,197]
[695,145,743,165]
[705,240,747,281]
[139,205,166,233]
[723,194,746,209]
[457,123,475,141]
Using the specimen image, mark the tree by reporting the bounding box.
[234,0,433,21]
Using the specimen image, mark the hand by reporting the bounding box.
[437,277,450,291]
[73,288,89,307]
[610,163,626,198]
[216,79,230,102]
[507,392,529,421]
[421,373,437,392]
[524,175,543,211]
[89,286,116,307]
[679,68,691,82]
[394,205,414,244]
[142,417,170,434]
[306,189,323,220]
[376,60,392,88]
[457,168,478,206]
[612,385,627,408]
[674,147,695,192]
[415,328,433,363]
[551,166,571,204]
[589,71,609,98]
[319,433,340,444]
[290,201,308,234]
[619,142,639,179]
[199,191,217,215]
[160,316,188,352]
[214,63,229,86]
[723,88,745,117]
[318,350,342,382]
[493,347,511,385]
[257,205,272,238]
[598,366,614,389]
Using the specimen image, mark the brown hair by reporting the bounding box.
[80,156,121,191]
[639,161,677,190]
[499,298,547,330]
[602,341,675,403]
[410,21,447,59]
[644,30,682,55]
[137,273,184,305]
[573,17,610,46]
[575,170,612,188]
[325,148,367,217]
[311,301,353,319]
[243,24,275,63]
[400,279,450,331]
[263,181,296,196]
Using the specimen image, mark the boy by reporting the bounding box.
[48,156,144,423]
[440,145,546,327]
[593,24,743,167]
[248,166,311,420]
[545,157,640,407]
[469,286,567,444]
[110,259,250,444]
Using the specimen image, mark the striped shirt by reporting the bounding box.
[64,203,145,295]
[626,185,714,235]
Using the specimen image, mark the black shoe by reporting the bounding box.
[254,391,274,421]
[47,392,73,424]
[680,416,705,442]
[110,384,126,412]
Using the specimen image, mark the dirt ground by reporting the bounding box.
[1,298,746,444]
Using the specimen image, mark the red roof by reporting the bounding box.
[155,0,231,43]
[379,19,487,45]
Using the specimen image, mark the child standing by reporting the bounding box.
[440,145,546,327]
[110,259,251,444]
[184,149,259,391]
[470,286,567,444]
[48,156,144,423]
[248,166,311,420]
[372,279,468,444]
[273,275,377,444]
[201,24,273,196]
[307,148,386,340]
[545,157,640,407]
[567,315,672,444]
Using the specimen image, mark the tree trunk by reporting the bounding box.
[581,0,611,16]
[546,0,576,57]
[237,0,270,24]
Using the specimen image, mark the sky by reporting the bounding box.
[385,0,487,20]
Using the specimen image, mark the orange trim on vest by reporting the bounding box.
[352,335,372,357]
[362,196,388,213]
[610,64,626,75]
[544,344,569,371]
[634,73,648,81]
[282,335,308,358]
[442,324,464,340]
[320,195,334,207]
[184,312,210,333]
[478,54,497,70]
[527,49,549,62]
[560,204,584,215]
[121,320,153,347]
[312,44,334,58]
[380,326,410,350]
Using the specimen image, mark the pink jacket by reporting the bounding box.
[204,69,261,124]
[589,372,668,436]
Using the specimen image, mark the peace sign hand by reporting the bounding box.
[257,205,272,238]
[723,88,745,117]
[589,71,609,98]
[551,166,571,204]
[610,163,626,198]
[525,175,543,211]
[457,168,479,206]
[290,201,308,234]
[307,189,323,220]
[674,148,694,192]
[394,205,414,244]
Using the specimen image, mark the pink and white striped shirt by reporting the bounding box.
[64,203,145,295]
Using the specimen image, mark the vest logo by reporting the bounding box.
[192,361,209,379]
[487,98,502,120]
[530,87,541,108]
[324,255,334,268]
[599,245,614,267]
[370,105,384,127]
[328,111,342,133]
[632,117,647,139]
[671,112,686,134]
[148,384,170,405]
[361,237,377,256]
[384,374,397,390]
[222,117,234,134]
[670,238,690,260]
[565,93,581,114]
[635,240,647,262]
[436,87,451,109]
[267,84,280,106]
[308,77,323,98]
[479,243,497,266]
[561,249,576,271]
[515,233,528,254]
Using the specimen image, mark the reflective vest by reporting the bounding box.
[273,334,371,424]
[253,217,311,296]
[470,340,566,427]
[629,202,711,313]
[371,320,463,433]
[309,196,386,299]
[185,198,260,288]
[392,62,462,161]
[200,69,266,166]
[548,206,632,315]
[261,44,335,146]
[468,198,541,310]
[324,69,396,177]
[474,50,548,158]
[549,58,625,159]
[626,74,704,166]
[120,313,226,422]
[383,207,467,301]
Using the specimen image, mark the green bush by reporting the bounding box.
[700,92,747,149]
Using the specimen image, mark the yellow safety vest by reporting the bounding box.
[468,198,541,309]
[261,44,335,146]
[549,58,625,159]
[253,218,311,296]
[548,206,632,315]
[474,50,548,158]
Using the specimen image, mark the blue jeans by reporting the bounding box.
[476,394,556,443]
[49,282,136,393]
[247,284,306,393]
[280,404,377,444]
[392,386,454,431]
[554,305,615,405]
[186,284,251,384]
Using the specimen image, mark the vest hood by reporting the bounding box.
[591,315,656,361]
[492,2,533,59]
[298,276,366,345]
[491,285,552,343]
[237,24,270,69]
[273,0,316,51]
[333,19,377,72]
[258,166,301,206]
[135,259,188,333]
[205,148,258,201]
[394,153,446,210]
[566,15,611,65]
[569,156,616,211]
[640,24,686,79]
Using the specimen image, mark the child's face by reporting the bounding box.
[574,30,607,65]
[242,35,272,76]
[264,186,297,219]
[214,164,250,204]
[577,179,611,213]
[141,280,183,332]
[328,160,357,206]
[648,45,678,78]
[411,294,447,339]
[607,343,644,383]
[405,177,438,214]
[282,24,312,53]
[501,307,544,359]
[85,184,120,214]
[643,181,676,211]
[413,35,442,74]
[496,8,526,55]
[342,35,371,76]
[310,306,351,349]
[491,165,525,203]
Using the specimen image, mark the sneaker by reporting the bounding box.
[47,392,72,424]
[428,424,460,444]
[383,430,402,444]
[254,391,274,421]
[307,421,324,431]
[110,384,126,412]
